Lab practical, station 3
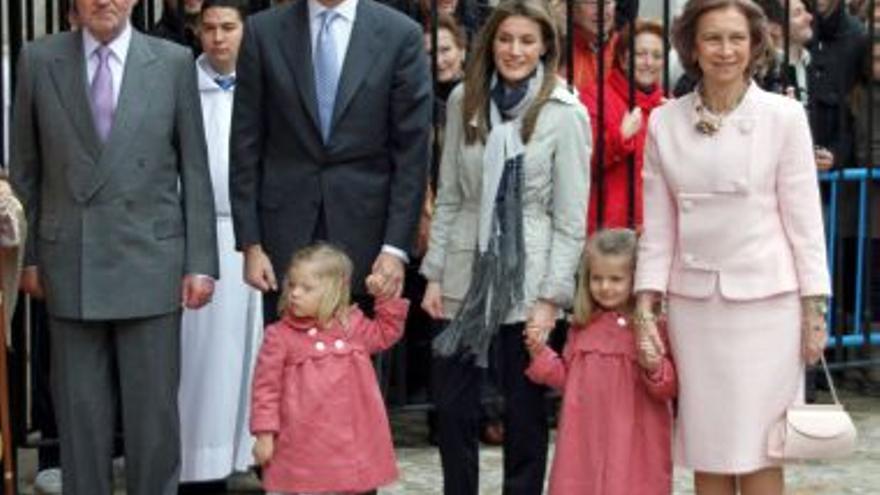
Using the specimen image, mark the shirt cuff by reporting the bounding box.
[188,273,216,282]
[381,244,409,264]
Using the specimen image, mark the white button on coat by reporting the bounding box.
[308,328,318,337]
[334,340,345,350]
[315,342,326,351]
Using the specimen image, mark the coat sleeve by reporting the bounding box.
[525,338,572,392]
[640,320,677,400]
[634,112,677,293]
[175,51,219,278]
[229,16,266,251]
[8,44,41,268]
[383,23,433,255]
[583,89,636,172]
[250,324,288,434]
[419,87,464,283]
[777,103,831,297]
[354,297,410,353]
[537,99,591,307]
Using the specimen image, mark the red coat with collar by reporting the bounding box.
[581,68,664,233]
[526,311,676,495]
[250,297,409,493]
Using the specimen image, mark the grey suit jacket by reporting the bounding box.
[230,0,432,293]
[10,29,219,320]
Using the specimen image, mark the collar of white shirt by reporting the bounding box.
[82,21,133,66]
[308,0,359,27]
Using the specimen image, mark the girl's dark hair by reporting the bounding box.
[200,0,249,20]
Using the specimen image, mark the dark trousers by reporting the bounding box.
[49,312,182,495]
[432,322,548,495]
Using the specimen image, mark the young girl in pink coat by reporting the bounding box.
[249,243,408,495]
[525,229,677,495]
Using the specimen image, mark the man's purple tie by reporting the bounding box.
[90,45,115,142]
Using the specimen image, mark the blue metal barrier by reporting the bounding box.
[819,167,880,349]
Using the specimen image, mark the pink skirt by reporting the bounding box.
[667,290,804,473]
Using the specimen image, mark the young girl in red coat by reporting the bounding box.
[525,228,676,495]
[581,20,666,233]
[249,243,408,495]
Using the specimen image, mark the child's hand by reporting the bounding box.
[637,336,662,373]
[523,324,547,358]
[253,433,275,466]
[366,273,388,299]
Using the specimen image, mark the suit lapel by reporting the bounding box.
[331,0,381,131]
[80,31,157,202]
[49,32,101,161]
[280,1,322,136]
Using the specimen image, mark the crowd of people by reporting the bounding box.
[0,0,876,494]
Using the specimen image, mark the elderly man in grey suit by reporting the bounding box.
[9,0,218,493]
[230,0,432,318]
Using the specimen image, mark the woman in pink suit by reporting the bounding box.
[632,1,831,494]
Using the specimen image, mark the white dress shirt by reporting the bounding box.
[308,0,358,71]
[82,22,133,104]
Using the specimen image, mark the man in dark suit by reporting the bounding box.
[9,0,219,493]
[230,0,432,320]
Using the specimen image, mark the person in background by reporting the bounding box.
[842,34,880,390]
[569,0,619,94]
[809,0,867,169]
[177,1,262,494]
[152,0,204,55]
[635,1,830,494]
[420,0,590,493]
[581,18,665,234]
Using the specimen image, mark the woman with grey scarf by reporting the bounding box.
[419,0,591,492]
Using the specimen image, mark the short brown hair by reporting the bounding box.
[613,18,665,72]
[672,0,771,79]
[434,12,467,50]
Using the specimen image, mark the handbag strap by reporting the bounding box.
[819,355,841,405]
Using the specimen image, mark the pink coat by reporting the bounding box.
[526,311,676,495]
[635,82,830,299]
[250,298,409,493]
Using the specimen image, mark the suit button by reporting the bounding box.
[334,339,345,350]
[308,328,318,337]
[315,341,326,351]
[681,200,694,211]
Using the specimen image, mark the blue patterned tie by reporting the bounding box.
[214,75,235,91]
[314,10,340,142]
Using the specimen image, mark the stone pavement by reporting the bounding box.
[14,390,880,494]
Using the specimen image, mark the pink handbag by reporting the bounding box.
[767,356,857,460]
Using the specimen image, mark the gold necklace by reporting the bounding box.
[694,83,748,136]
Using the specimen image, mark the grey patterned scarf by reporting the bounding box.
[433,64,543,367]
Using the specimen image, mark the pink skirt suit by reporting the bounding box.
[634,83,831,473]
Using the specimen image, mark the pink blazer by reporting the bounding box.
[635,83,831,300]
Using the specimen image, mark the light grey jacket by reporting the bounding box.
[420,82,591,322]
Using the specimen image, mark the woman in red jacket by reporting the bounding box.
[582,19,666,233]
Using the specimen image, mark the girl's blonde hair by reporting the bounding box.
[571,228,638,326]
[278,243,353,324]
